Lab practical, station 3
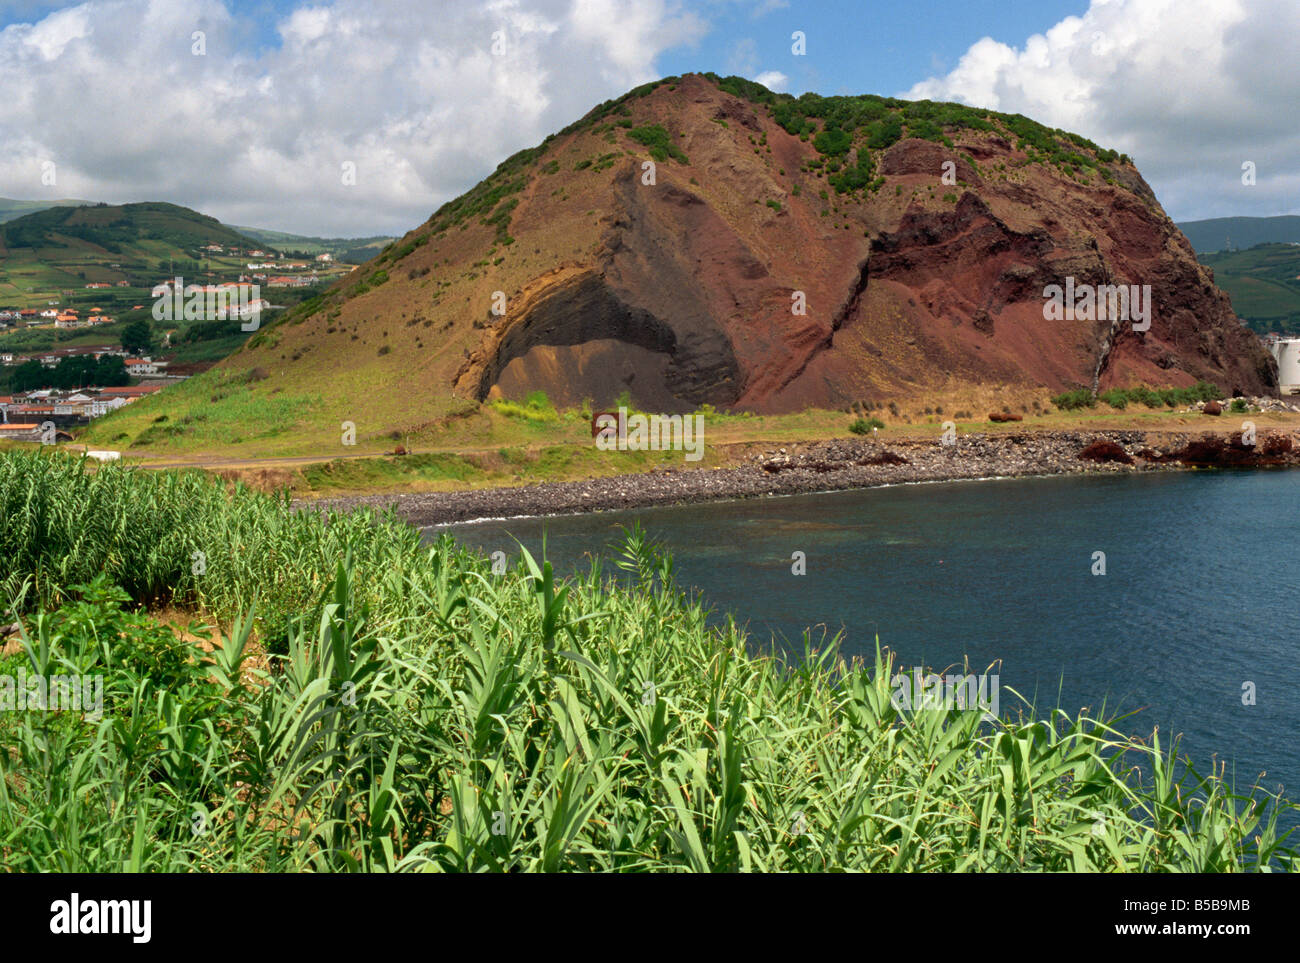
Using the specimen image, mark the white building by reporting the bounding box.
[1267,337,1300,394]
[124,358,159,376]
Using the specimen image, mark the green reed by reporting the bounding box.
[0,448,1294,871]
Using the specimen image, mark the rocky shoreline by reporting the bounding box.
[305,428,1300,528]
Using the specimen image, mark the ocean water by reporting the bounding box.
[428,469,1300,812]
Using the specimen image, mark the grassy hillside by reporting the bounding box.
[0,201,270,308]
[0,201,257,256]
[1178,215,1300,254]
[1201,243,1300,334]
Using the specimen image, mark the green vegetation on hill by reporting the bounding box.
[0,200,356,381]
[626,124,689,164]
[80,366,321,451]
[422,176,527,247]
[0,202,259,256]
[1199,243,1300,334]
[0,449,1294,871]
[0,201,269,310]
[702,72,1132,197]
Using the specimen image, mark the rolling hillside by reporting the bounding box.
[0,202,270,306]
[1201,243,1300,334]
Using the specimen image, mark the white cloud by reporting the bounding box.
[0,0,707,235]
[279,7,333,48]
[902,0,1300,221]
[17,2,87,59]
[753,69,787,92]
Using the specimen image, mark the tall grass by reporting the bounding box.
[0,450,414,649]
[0,449,1295,871]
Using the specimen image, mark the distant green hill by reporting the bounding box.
[1200,242,1300,334]
[0,201,260,255]
[0,202,271,307]
[232,225,395,264]
[1177,215,1300,254]
[0,196,96,224]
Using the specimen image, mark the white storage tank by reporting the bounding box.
[1268,337,1300,394]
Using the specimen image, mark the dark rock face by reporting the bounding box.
[1079,440,1133,464]
[1262,433,1293,455]
[476,272,680,399]
[1145,432,1295,467]
[1171,437,1245,465]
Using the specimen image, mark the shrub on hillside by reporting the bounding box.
[626,124,688,164]
[492,390,557,423]
[1094,382,1223,410]
[813,125,853,157]
[1098,389,1128,409]
[848,417,885,434]
[1051,389,1095,411]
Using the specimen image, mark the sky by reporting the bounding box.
[0,0,1295,237]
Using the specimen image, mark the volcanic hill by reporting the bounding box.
[219,74,1277,427]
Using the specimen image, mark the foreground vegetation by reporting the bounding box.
[0,449,1294,871]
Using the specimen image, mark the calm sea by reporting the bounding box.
[428,469,1300,815]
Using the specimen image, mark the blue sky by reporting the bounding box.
[0,0,1296,236]
[1,0,1093,99]
[656,0,1090,98]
